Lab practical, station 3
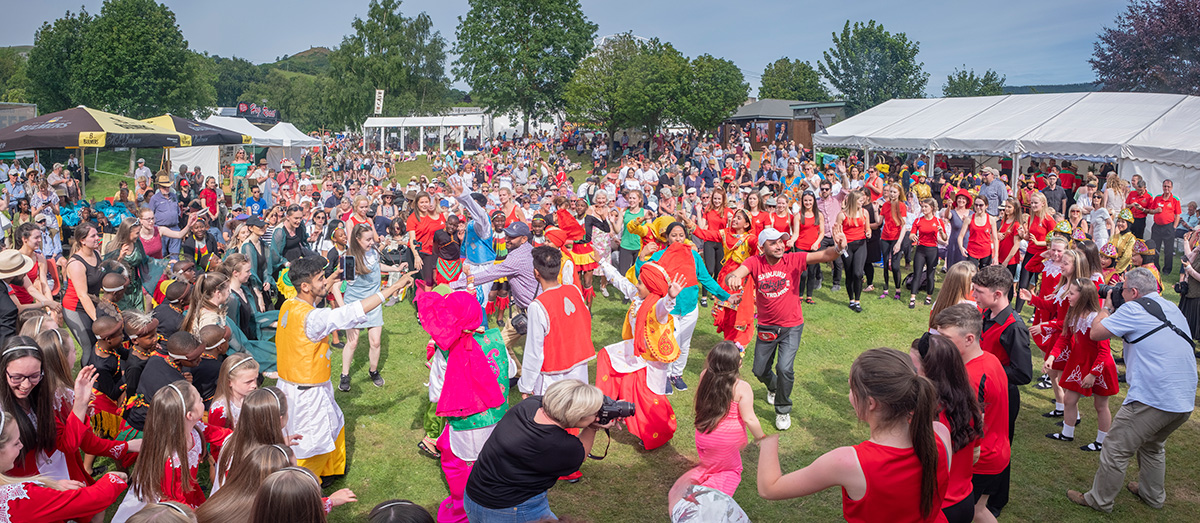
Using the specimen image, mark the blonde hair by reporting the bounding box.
[250,467,327,523]
[211,353,259,429]
[541,379,603,428]
[930,261,979,328]
[216,387,288,484]
[128,502,198,523]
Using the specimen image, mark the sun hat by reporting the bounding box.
[0,250,33,280]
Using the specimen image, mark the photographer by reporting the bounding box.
[464,379,616,522]
[1067,268,1197,513]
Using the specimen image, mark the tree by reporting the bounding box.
[241,70,332,133]
[679,54,749,133]
[564,32,640,160]
[818,20,929,114]
[211,56,266,107]
[26,8,92,114]
[942,67,1006,97]
[327,0,450,128]
[453,0,597,135]
[72,0,214,118]
[0,48,29,103]
[759,57,830,102]
[1091,0,1200,94]
[617,39,689,141]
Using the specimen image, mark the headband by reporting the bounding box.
[157,502,187,517]
[168,352,190,360]
[33,317,43,333]
[165,383,185,409]
[50,329,63,346]
[2,345,39,356]
[102,283,125,293]
[375,501,414,511]
[265,388,282,411]
[229,356,256,373]
[0,412,5,438]
[272,444,289,461]
[205,340,225,351]
[281,466,320,485]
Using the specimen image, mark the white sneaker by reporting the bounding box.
[775,413,791,431]
[600,287,609,298]
[766,392,775,405]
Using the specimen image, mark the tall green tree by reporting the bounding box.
[680,54,748,133]
[327,0,450,128]
[72,0,214,118]
[564,32,640,160]
[241,70,332,133]
[0,48,28,103]
[759,57,830,101]
[942,67,1006,97]
[26,8,92,114]
[453,0,597,135]
[211,56,266,107]
[617,39,688,141]
[818,20,928,114]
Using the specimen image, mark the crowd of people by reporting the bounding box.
[0,126,1193,523]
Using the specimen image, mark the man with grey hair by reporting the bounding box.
[978,167,1008,216]
[1067,267,1197,513]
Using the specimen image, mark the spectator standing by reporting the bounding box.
[1148,180,1181,274]
[1125,180,1153,239]
[149,173,182,258]
[134,157,152,186]
[1041,173,1067,216]
[978,167,1007,216]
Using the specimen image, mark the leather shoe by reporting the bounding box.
[1066,489,1089,508]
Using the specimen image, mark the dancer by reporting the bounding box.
[1022,246,1082,419]
[1026,236,1067,390]
[834,190,871,312]
[878,184,908,300]
[958,196,999,267]
[908,198,947,309]
[518,245,596,397]
[596,255,685,449]
[1109,209,1137,272]
[694,209,757,347]
[684,341,766,496]
[339,224,405,391]
[794,191,824,304]
[208,353,259,430]
[1016,193,1057,312]
[996,200,1024,300]
[944,189,972,268]
[1044,279,1117,451]
[757,348,950,522]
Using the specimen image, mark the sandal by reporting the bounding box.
[893,290,902,300]
[1080,441,1103,452]
[804,297,815,304]
[417,439,441,459]
[1045,432,1075,441]
[879,292,889,299]
[924,295,933,305]
[909,297,916,309]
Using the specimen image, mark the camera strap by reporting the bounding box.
[1127,297,1194,348]
[586,428,611,461]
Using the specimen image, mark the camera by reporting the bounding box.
[1098,282,1125,309]
[596,396,635,425]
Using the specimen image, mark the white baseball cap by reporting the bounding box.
[758,227,791,247]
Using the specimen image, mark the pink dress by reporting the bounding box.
[686,401,747,495]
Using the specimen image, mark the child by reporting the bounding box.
[124,332,205,432]
[212,387,290,492]
[1022,249,1087,423]
[90,316,127,438]
[684,341,766,496]
[193,324,229,408]
[112,380,231,521]
[369,499,436,523]
[1028,236,1067,389]
[153,281,190,340]
[0,410,131,521]
[128,502,198,522]
[121,310,163,412]
[208,353,259,430]
[1131,239,1162,291]
[249,467,330,523]
[1098,242,1123,285]
[432,215,464,285]
[1045,279,1118,451]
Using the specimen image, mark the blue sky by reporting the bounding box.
[3,0,1129,95]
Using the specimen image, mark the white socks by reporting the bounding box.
[1096,430,1107,444]
[1055,402,1065,411]
[1062,422,1076,439]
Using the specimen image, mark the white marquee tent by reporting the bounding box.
[362,115,487,153]
[264,122,322,170]
[814,92,1200,203]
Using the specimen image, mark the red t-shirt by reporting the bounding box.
[964,351,1010,475]
[912,216,943,247]
[742,251,808,328]
[198,188,219,217]
[1151,194,1181,225]
[1126,191,1152,218]
[703,208,732,232]
[406,213,446,255]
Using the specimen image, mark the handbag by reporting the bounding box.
[508,282,540,336]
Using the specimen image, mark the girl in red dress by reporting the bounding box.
[1045,279,1118,452]
[0,410,130,522]
[694,209,757,348]
[1023,247,1087,422]
[758,348,951,523]
[208,353,260,431]
[1017,192,1058,312]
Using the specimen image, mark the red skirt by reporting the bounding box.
[713,263,755,347]
[435,258,464,284]
[568,243,598,271]
[1059,336,1119,397]
[597,349,676,450]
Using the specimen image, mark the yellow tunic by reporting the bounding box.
[277,298,332,385]
[1111,232,1137,273]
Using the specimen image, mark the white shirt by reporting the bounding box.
[134,165,152,181]
[519,285,592,394]
[302,300,369,341]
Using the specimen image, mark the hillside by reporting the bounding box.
[268,46,332,76]
[1003,82,1101,94]
[0,45,32,56]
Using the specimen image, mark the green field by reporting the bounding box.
[85,153,1199,522]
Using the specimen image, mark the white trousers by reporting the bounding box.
[668,308,699,377]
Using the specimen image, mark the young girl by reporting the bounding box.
[757,348,950,522]
[180,272,231,334]
[213,387,290,492]
[909,198,948,309]
[1026,236,1068,390]
[0,410,131,521]
[794,191,824,304]
[113,380,232,521]
[250,467,330,523]
[684,341,766,496]
[1098,242,1123,285]
[996,199,1024,296]
[1022,247,1086,419]
[199,444,296,523]
[910,334,984,523]
[341,224,405,390]
[208,353,260,430]
[1044,279,1118,452]
[1131,239,1162,291]
[878,184,908,300]
[694,209,757,347]
[1017,192,1058,312]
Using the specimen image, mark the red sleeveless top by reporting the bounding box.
[9,258,38,305]
[842,214,867,242]
[938,411,976,505]
[843,440,949,523]
[997,219,1019,265]
[795,213,821,250]
[965,214,993,259]
[881,201,905,241]
[536,285,596,372]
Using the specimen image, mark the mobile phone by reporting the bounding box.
[341,255,356,282]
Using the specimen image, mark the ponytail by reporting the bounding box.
[910,374,940,519]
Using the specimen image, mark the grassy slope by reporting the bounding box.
[89,153,1199,522]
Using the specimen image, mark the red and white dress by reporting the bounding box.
[1059,312,1120,397]
[110,422,232,522]
[0,473,128,523]
[207,397,242,431]
[1028,262,1064,358]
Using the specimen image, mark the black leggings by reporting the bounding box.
[844,239,868,301]
[617,247,639,276]
[1015,251,1041,312]
[701,241,724,297]
[911,245,939,296]
[967,255,993,268]
[881,239,903,291]
[1005,263,1019,302]
[798,249,821,298]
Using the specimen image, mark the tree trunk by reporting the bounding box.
[606,123,618,162]
[128,148,138,175]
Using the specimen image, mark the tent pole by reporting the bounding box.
[1012,150,1021,191]
[439,125,445,153]
[419,126,425,154]
[459,125,465,152]
[380,127,385,152]
[400,127,405,154]
[80,148,86,200]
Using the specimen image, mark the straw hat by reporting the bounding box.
[0,250,33,280]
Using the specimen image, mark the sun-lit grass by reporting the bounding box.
[84,152,1200,522]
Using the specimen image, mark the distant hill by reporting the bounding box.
[1003,83,1101,94]
[0,45,32,56]
[267,47,332,76]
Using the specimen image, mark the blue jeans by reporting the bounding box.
[752,323,803,415]
[463,491,556,523]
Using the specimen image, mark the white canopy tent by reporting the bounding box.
[200,116,281,147]
[814,92,1200,204]
[362,115,487,154]
[264,122,322,171]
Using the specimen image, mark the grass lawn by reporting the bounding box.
[84,151,1200,522]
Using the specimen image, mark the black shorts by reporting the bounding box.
[942,493,975,523]
[972,472,1004,500]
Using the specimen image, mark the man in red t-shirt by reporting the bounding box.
[934,303,1011,522]
[725,228,841,431]
[1149,179,1182,274]
[1125,180,1153,239]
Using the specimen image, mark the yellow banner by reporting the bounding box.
[79,132,106,148]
